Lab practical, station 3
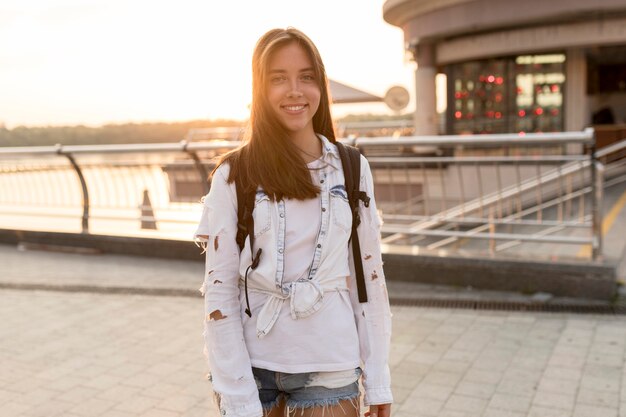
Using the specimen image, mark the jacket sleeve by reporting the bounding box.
[347,156,393,406]
[195,164,263,417]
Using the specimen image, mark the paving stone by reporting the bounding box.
[543,365,583,381]
[112,395,158,414]
[488,393,532,413]
[537,376,580,396]
[399,396,443,415]
[462,369,502,385]
[82,375,124,391]
[411,383,454,401]
[420,370,463,387]
[497,378,538,397]
[527,405,572,417]
[139,409,183,417]
[573,404,618,417]
[21,399,75,417]
[156,394,202,413]
[580,375,620,392]
[577,387,620,408]
[443,394,487,414]
[532,391,575,411]
[67,397,116,416]
[482,408,525,417]
[453,380,496,399]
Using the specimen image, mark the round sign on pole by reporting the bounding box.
[383,86,410,111]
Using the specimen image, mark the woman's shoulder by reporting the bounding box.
[213,160,232,180]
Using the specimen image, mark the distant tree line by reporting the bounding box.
[0,119,243,147]
[0,113,412,147]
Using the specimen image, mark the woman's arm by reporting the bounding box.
[347,156,394,407]
[196,164,263,417]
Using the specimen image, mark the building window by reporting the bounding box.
[447,54,565,134]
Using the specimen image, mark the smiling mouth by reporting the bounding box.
[282,104,307,112]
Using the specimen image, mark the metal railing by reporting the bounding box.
[0,129,618,260]
[353,129,607,259]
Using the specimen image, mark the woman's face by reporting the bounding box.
[266,42,321,139]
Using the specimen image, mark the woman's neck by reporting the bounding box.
[291,131,322,163]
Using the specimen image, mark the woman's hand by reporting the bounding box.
[364,403,391,417]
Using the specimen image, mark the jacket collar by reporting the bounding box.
[316,134,341,163]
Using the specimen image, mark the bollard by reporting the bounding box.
[140,189,157,230]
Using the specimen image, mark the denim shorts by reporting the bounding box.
[252,366,362,411]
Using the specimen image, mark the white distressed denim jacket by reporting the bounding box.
[196,135,393,417]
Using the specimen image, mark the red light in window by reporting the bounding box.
[479,75,485,82]
[535,108,544,116]
[455,111,462,119]
[487,75,495,83]
[518,131,526,136]
[495,112,502,119]
[518,110,526,117]
[516,87,523,94]
[551,84,559,93]
[455,92,462,99]
[495,93,503,102]
[495,77,504,85]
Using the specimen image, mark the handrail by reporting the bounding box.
[0,140,238,156]
[0,129,607,260]
[595,138,626,158]
[355,128,595,147]
[0,129,595,156]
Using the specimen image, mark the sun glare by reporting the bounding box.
[0,0,413,127]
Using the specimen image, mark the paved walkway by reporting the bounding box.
[2,244,626,417]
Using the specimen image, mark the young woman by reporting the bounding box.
[196,28,392,417]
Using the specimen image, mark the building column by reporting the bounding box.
[565,48,588,131]
[411,43,438,135]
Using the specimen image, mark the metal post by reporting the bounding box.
[181,140,210,196]
[589,131,603,261]
[592,161,605,260]
[58,145,90,233]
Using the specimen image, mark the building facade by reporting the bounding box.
[383,0,626,143]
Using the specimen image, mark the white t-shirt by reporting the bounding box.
[242,158,360,373]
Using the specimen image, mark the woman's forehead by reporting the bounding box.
[267,42,313,71]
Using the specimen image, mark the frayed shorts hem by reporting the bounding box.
[285,391,360,410]
[261,391,360,412]
[260,395,283,411]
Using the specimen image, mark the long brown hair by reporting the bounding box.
[214,27,335,201]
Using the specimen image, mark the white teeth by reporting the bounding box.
[284,105,305,111]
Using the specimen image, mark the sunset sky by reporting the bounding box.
[0,0,416,128]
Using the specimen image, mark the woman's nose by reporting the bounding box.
[287,80,303,98]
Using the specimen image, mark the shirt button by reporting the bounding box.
[278,248,284,254]
[317,244,321,248]
[322,207,326,212]
[320,179,325,184]
[279,213,285,218]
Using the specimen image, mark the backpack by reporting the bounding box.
[234,142,371,317]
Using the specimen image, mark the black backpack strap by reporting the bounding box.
[235,174,254,253]
[235,173,262,317]
[336,142,369,303]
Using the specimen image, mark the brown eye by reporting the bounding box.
[270,75,286,84]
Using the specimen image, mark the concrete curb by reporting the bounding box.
[0,228,617,300]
